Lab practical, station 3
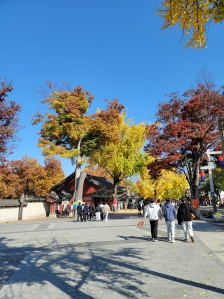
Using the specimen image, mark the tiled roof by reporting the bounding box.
[51,172,125,192]
[25,196,46,202]
[0,199,28,207]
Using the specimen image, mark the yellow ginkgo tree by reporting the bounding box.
[157,0,224,49]
[136,169,187,201]
[88,114,151,211]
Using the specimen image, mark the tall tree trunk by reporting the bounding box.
[112,183,118,212]
[72,138,82,219]
[76,172,86,202]
[191,161,201,218]
[72,138,82,200]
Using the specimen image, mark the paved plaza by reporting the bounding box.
[1,211,224,299]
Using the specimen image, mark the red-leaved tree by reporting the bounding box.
[145,82,224,211]
[0,80,21,161]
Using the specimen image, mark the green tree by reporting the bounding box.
[201,168,224,194]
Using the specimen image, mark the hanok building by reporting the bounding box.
[46,172,126,215]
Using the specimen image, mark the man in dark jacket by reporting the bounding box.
[95,203,102,221]
[162,198,176,243]
[89,202,95,221]
[177,198,195,243]
[83,203,89,222]
[77,202,83,222]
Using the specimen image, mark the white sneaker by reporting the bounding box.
[171,240,175,243]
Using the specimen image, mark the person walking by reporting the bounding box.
[162,198,176,243]
[66,204,70,217]
[144,199,162,242]
[177,198,195,243]
[137,202,142,216]
[83,203,89,222]
[95,203,102,222]
[100,202,104,221]
[103,202,111,222]
[77,202,83,222]
[89,202,95,221]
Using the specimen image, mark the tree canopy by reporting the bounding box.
[89,114,150,206]
[201,167,224,193]
[136,169,186,200]
[32,83,94,160]
[0,80,21,161]
[0,156,65,198]
[32,83,126,200]
[157,0,224,48]
[145,81,224,201]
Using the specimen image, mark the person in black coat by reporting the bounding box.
[83,203,89,222]
[89,203,95,221]
[95,203,102,221]
[177,198,195,243]
[77,202,83,222]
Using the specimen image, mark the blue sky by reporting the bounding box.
[1,0,223,176]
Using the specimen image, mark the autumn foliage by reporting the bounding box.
[136,169,186,200]
[145,82,224,200]
[0,156,65,199]
[157,0,224,48]
[0,80,21,161]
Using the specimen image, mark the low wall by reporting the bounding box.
[0,207,20,222]
[0,201,49,222]
[23,202,49,219]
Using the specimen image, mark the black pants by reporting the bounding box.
[150,220,158,239]
[83,213,88,222]
[89,213,94,220]
[101,212,104,221]
[77,213,83,222]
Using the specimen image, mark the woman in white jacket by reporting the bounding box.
[144,199,162,242]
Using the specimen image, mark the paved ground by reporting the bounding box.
[1,211,224,299]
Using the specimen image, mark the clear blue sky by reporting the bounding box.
[1,0,223,176]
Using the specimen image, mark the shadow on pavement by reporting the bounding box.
[1,233,224,298]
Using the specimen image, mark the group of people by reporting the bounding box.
[76,202,111,222]
[143,198,195,243]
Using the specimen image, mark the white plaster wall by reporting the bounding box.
[23,202,47,219]
[0,202,50,222]
[0,207,19,222]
